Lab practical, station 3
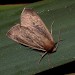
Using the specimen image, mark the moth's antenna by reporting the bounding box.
[58,30,62,43]
[55,30,61,50]
[54,30,62,51]
[39,52,48,63]
[51,21,54,35]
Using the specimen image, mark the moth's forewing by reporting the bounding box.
[7,24,46,51]
[7,8,55,52]
[21,8,54,42]
[7,24,20,43]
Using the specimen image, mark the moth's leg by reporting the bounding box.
[52,43,59,52]
[51,21,54,35]
[39,51,48,63]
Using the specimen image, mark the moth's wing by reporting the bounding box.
[20,8,54,42]
[7,24,46,51]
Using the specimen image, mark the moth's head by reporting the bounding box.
[44,41,54,52]
[51,42,58,53]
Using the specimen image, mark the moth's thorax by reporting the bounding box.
[44,40,55,52]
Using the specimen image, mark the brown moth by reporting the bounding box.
[7,8,61,62]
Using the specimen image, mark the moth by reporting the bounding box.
[7,8,61,62]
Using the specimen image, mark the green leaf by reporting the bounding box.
[0,0,75,75]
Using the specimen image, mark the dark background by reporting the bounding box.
[36,61,75,75]
[0,0,42,5]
